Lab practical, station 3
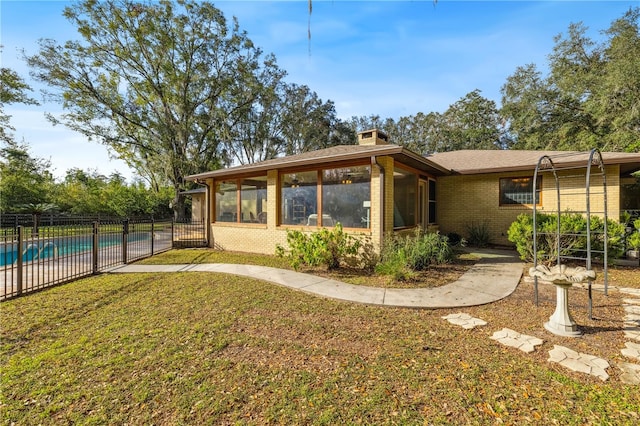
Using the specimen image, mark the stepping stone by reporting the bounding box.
[548,345,610,381]
[441,313,487,329]
[490,328,543,353]
[624,325,640,342]
[619,288,640,297]
[618,362,640,385]
[624,305,640,315]
[621,341,640,361]
[625,313,640,325]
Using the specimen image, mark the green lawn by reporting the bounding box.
[2,250,639,424]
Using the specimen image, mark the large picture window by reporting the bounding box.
[216,180,237,222]
[215,176,267,223]
[281,171,318,225]
[322,166,371,228]
[393,167,417,228]
[500,176,542,206]
[240,177,267,223]
[279,165,372,228]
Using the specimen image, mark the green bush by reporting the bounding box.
[507,212,626,263]
[275,223,367,270]
[375,228,453,281]
[465,221,491,248]
[627,219,640,250]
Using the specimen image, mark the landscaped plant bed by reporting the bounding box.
[303,254,478,289]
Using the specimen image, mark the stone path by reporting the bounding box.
[618,362,640,384]
[621,342,640,360]
[441,313,487,329]
[547,345,610,381]
[490,328,543,353]
[618,287,640,384]
[442,310,640,384]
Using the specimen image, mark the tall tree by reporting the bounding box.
[0,61,49,214]
[0,140,54,213]
[280,84,355,155]
[501,8,640,152]
[440,89,507,151]
[350,90,506,154]
[27,0,285,219]
[221,82,355,165]
[54,168,173,217]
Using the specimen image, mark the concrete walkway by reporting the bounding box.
[108,249,523,308]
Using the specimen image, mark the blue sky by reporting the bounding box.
[2,0,638,181]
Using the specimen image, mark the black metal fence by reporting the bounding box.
[1,216,207,301]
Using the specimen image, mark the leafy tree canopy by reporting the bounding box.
[27,0,286,218]
[0,140,54,213]
[0,53,39,144]
[348,90,508,155]
[221,82,355,166]
[501,7,640,152]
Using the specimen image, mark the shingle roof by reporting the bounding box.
[187,146,640,181]
[428,149,640,175]
[187,144,450,180]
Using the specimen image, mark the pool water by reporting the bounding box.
[0,233,151,267]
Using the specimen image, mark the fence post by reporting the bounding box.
[171,219,175,249]
[122,219,129,264]
[92,221,99,274]
[16,225,23,295]
[150,218,155,256]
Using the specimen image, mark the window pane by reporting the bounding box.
[428,179,436,224]
[281,171,317,225]
[322,166,371,228]
[621,181,640,211]
[240,176,267,223]
[429,179,436,201]
[216,180,237,222]
[428,200,437,224]
[500,177,541,205]
[394,167,417,227]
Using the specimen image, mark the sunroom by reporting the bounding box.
[186,130,450,254]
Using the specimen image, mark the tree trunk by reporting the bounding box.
[172,189,187,222]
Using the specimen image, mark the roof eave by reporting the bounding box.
[187,150,389,181]
[396,148,451,175]
[187,145,450,180]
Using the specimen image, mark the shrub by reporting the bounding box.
[375,228,453,281]
[275,223,365,270]
[465,221,491,248]
[627,219,640,251]
[507,212,626,263]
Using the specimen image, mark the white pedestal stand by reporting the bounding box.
[529,265,596,338]
[544,281,582,337]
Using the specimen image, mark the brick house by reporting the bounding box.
[186,129,640,253]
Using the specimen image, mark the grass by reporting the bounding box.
[2,249,640,424]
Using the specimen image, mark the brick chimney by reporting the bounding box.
[357,129,389,146]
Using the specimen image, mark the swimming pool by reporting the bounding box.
[0,233,151,267]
